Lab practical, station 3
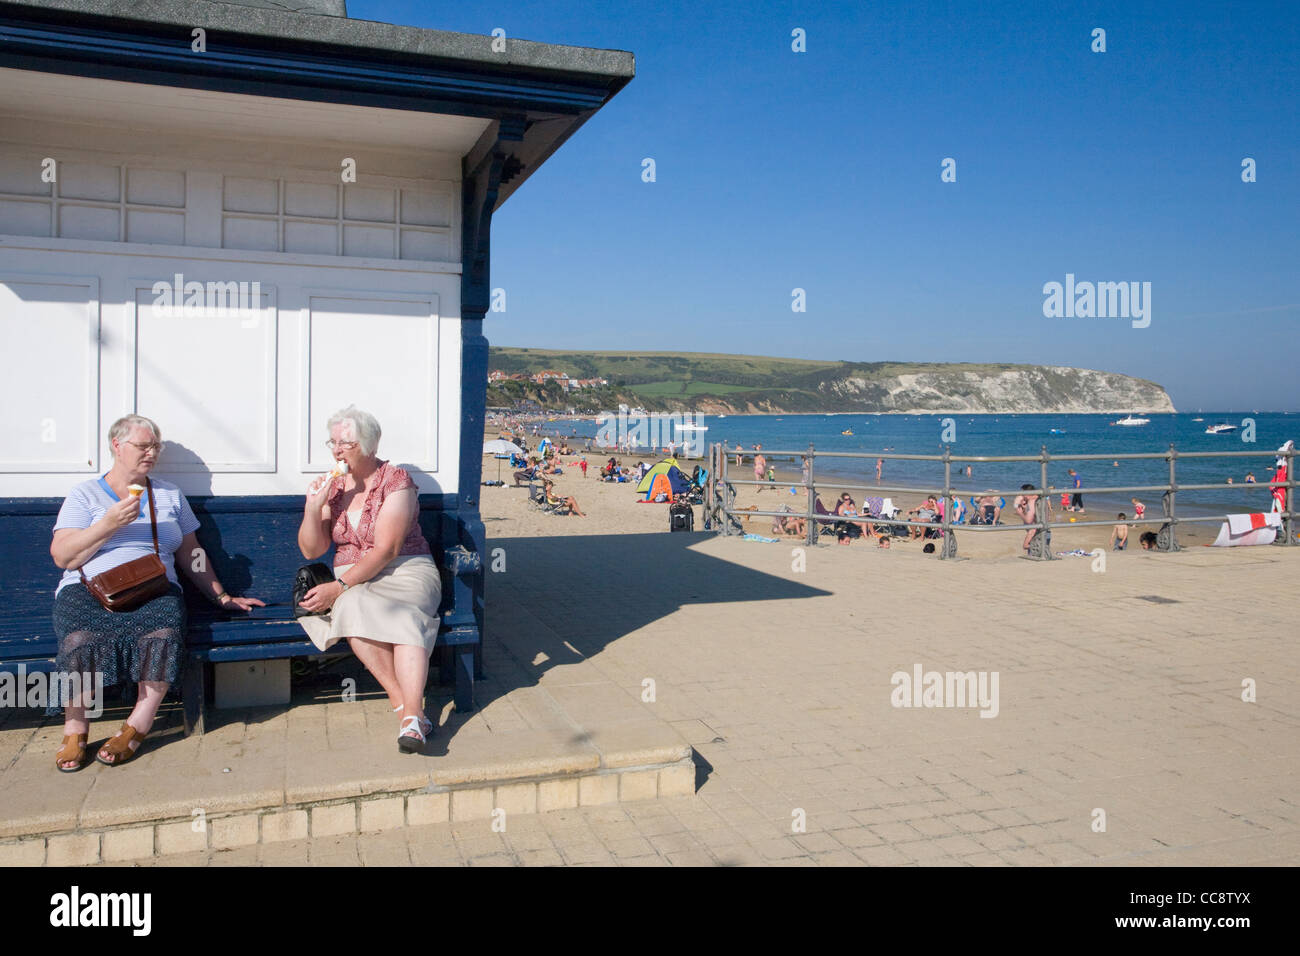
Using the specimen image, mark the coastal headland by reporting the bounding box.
[486,349,1176,416]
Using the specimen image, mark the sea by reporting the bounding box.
[537,412,1296,517]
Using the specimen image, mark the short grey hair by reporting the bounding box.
[108,415,161,457]
[327,406,382,456]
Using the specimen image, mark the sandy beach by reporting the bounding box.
[480,452,1218,557]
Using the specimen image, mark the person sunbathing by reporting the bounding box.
[513,460,540,486]
[772,504,806,537]
[836,496,874,538]
[542,479,586,517]
[907,496,938,539]
[831,495,871,542]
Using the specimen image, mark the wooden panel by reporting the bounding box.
[126,209,185,244]
[126,167,186,207]
[284,181,338,218]
[342,224,394,258]
[223,176,278,213]
[222,216,278,251]
[59,162,119,202]
[303,292,438,473]
[0,198,51,236]
[400,187,451,226]
[0,275,99,472]
[284,220,336,255]
[58,204,118,241]
[0,153,51,195]
[133,280,276,472]
[401,229,450,261]
[342,185,395,222]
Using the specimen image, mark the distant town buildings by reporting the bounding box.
[487,370,608,391]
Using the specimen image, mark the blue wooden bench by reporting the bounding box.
[0,495,483,736]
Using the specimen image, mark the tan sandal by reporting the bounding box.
[95,722,147,767]
[55,733,89,773]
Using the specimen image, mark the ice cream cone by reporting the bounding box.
[127,484,145,498]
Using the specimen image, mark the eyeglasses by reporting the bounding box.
[123,440,162,453]
[325,440,359,450]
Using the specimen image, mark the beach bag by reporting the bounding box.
[669,502,694,532]
[78,478,170,612]
[292,562,336,618]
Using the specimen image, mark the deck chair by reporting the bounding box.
[813,496,838,525]
[528,482,569,515]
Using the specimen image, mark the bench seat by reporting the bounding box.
[0,494,484,736]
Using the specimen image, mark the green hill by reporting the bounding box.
[486,348,1175,414]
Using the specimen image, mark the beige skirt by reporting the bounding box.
[298,554,441,653]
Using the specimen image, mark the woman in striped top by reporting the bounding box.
[49,415,265,772]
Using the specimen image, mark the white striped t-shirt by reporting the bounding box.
[53,477,200,596]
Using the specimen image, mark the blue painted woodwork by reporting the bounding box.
[0,13,615,118]
[0,495,481,734]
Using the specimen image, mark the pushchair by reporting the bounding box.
[677,465,706,505]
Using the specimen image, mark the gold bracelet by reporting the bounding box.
[215,591,230,604]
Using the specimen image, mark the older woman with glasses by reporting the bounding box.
[296,406,442,754]
[49,415,264,772]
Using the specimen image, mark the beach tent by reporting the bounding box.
[635,457,691,495]
[637,472,676,503]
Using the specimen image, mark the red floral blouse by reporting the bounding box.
[326,461,429,567]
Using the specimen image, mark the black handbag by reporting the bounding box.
[292,562,335,618]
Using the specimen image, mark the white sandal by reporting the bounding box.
[398,715,426,754]
[393,704,433,737]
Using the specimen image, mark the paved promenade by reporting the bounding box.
[112,532,1299,866]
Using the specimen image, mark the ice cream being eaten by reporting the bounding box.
[329,460,350,479]
[127,484,146,498]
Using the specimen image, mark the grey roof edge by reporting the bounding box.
[3,0,636,81]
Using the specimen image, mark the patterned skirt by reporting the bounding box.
[50,583,187,708]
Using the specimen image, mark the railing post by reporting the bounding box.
[940,445,956,559]
[805,443,817,546]
[1159,443,1180,551]
[720,442,731,536]
[703,442,715,531]
[1032,444,1053,560]
[1285,448,1295,547]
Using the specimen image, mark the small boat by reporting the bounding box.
[677,424,708,432]
[1205,423,1238,434]
[1111,414,1151,426]
[1192,417,1204,422]
[1049,428,1066,434]
[841,429,853,435]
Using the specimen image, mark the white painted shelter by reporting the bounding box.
[0,0,632,509]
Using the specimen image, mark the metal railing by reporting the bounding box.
[703,443,1296,560]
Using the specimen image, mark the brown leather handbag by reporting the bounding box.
[78,478,171,612]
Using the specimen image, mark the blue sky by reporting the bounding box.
[351,0,1299,410]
